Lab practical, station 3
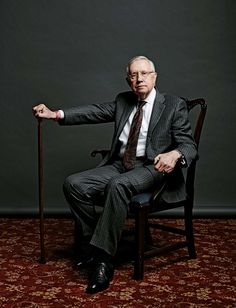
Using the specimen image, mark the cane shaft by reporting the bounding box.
[38,119,46,263]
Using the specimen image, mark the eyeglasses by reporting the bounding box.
[128,71,155,81]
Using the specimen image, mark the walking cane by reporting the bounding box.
[38,118,46,263]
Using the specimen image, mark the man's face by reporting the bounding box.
[127,59,157,100]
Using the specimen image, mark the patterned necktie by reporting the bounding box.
[123,101,147,170]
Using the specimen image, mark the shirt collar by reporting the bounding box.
[140,87,156,105]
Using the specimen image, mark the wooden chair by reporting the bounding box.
[91,97,207,279]
[129,97,207,279]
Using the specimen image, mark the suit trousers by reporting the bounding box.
[63,159,165,256]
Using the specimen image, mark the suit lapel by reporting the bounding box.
[147,90,166,139]
[116,96,138,139]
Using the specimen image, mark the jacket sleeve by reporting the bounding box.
[171,99,197,166]
[59,101,116,126]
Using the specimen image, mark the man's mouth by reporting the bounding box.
[137,85,146,89]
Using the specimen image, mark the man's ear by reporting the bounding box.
[154,72,158,84]
[126,77,131,86]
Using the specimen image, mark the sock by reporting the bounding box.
[93,247,113,264]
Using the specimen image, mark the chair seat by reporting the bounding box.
[130,192,152,207]
[130,192,187,214]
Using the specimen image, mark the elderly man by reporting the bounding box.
[33,56,197,294]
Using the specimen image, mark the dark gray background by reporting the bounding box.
[1,0,236,216]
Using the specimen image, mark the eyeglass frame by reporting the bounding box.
[128,71,156,81]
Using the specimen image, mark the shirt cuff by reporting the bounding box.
[54,110,65,121]
[58,110,64,119]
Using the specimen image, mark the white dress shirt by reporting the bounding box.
[119,88,156,157]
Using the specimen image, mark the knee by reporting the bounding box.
[106,176,129,194]
[63,174,87,200]
[63,175,73,197]
[63,174,80,197]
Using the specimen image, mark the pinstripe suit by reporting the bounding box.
[61,89,197,256]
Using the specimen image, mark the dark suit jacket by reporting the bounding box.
[60,89,197,203]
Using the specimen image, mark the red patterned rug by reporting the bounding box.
[0,218,235,307]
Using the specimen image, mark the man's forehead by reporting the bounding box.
[129,59,151,71]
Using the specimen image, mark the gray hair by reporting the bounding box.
[126,56,156,75]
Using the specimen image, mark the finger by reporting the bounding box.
[154,157,162,168]
[155,162,164,172]
[159,166,165,172]
[154,162,161,172]
[35,109,44,117]
[33,105,41,113]
[154,154,162,165]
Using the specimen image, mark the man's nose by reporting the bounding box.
[137,72,144,82]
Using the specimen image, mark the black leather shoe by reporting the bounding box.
[86,261,114,294]
[76,255,94,268]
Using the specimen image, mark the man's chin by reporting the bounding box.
[135,90,148,99]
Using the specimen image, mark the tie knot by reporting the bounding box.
[138,100,147,109]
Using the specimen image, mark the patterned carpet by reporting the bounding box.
[0,218,235,307]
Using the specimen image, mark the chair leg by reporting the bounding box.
[134,205,148,280]
[184,205,196,258]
